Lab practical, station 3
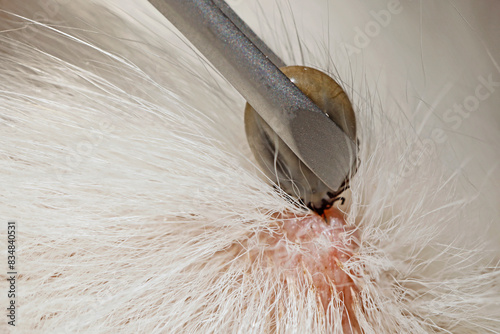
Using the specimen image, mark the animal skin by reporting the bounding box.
[0,0,499,333]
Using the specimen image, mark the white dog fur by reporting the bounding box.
[0,0,499,333]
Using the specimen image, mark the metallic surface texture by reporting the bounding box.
[245,66,357,211]
[148,0,357,192]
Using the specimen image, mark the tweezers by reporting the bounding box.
[148,0,357,193]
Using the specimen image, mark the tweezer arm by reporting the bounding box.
[148,0,356,191]
[211,0,286,68]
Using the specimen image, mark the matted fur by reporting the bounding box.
[0,0,499,333]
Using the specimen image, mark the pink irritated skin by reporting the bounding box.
[259,207,360,331]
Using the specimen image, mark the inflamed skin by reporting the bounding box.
[247,206,360,333]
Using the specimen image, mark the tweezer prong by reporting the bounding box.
[211,0,286,68]
[148,0,357,193]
